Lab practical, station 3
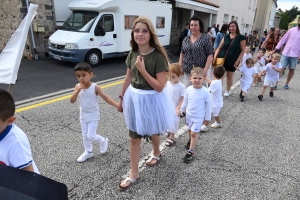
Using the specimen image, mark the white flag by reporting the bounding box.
[0,4,38,84]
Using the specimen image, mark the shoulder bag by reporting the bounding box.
[213,36,235,68]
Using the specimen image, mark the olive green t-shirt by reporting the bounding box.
[125,49,168,90]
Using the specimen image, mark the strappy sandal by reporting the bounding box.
[165,138,176,147]
[118,177,139,190]
[146,154,161,167]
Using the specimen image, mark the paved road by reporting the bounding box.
[13,62,300,199]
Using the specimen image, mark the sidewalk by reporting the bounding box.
[14,61,300,199]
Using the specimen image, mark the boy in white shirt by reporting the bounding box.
[208,66,225,129]
[241,46,252,67]
[236,58,258,102]
[70,62,118,162]
[0,89,39,173]
[180,67,211,163]
[252,48,266,86]
[258,53,282,100]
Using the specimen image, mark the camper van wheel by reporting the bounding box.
[85,50,101,67]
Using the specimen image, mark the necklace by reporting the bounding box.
[138,47,154,56]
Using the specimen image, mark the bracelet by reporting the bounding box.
[118,94,123,100]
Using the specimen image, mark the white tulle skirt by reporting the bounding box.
[123,85,178,137]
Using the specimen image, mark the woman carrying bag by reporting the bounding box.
[214,21,246,96]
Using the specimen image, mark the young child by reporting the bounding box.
[207,66,225,129]
[118,16,177,190]
[252,48,266,86]
[70,62,118,163]
[180,67,211,163]
[258,53,282,100]
[236,58,258,102]
[0,89,39,173]
[240,46,252,67]
[164,63,185,147]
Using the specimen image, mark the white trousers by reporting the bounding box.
[80,120,104,152]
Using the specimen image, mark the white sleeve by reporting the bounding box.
[180,84,185,97]
[180,89,188,113]
[209,82,217,93]
[204,90,212,121]
[8,139,34,170]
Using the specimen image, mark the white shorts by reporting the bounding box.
[263,80,276,87]
[186,114,204,133]
[240,81,251,93]
[212,107,222,117]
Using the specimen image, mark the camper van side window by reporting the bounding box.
[98,14,114,32]
[156,17,165,28]
[125,15,139,29]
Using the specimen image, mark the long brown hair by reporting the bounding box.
[130,16,170,64]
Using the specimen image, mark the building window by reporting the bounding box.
[156,16,165,28]
[125,15,138,29]
[223,14,229,23]
[231,16,235,21]
[236,17,238,22]
[249,0,252,8]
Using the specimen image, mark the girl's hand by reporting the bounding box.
[117,101,123,112]
[135,55,145,72]
[175,108,180,116]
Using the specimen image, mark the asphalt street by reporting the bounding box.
[12,61,300,199]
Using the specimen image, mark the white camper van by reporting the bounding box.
[48,0,172,67]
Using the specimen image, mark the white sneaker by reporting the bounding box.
[200,125,209,132]
[77,152,93,163]
[224,90,230,96]
[211,121,222,128]
[100,138,109,154]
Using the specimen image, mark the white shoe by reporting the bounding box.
[224,90,230,96]
[77,152,93,163]
[211,121,222,128]
[100,138,109,154]
[200,125,209,132]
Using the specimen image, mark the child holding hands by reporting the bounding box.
[165,63,185,147]
[258,53,282,100]
[70,62,118,163]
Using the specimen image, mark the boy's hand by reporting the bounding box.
[76,83,85,91]
[175,108,180,116]
[135,55,145,72]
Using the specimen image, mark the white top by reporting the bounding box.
[254,57,265,71]
[166,81,185,108]
[239,65,258,84]
[241,53,252,66]
[180,86,211,120]
[0,124,39,174]
[211,27,216,38]
[79,83,100,122]
[209,79,223,108]
[264,62,282,81]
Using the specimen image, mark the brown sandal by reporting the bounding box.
[165,138,176,147]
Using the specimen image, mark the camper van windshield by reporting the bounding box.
[60,11,98,32]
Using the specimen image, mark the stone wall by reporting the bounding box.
[0,0,56,57]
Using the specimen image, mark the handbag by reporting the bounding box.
[213,36,235,68]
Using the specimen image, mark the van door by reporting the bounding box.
[93,14,117,58]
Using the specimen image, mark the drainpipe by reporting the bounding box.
[26,0,38,60]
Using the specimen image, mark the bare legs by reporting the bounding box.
[285,69,294,86]
[226,71,235,91]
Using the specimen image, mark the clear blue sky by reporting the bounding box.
[277,0,300,11]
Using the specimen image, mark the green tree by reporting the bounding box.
[277,5,300,29]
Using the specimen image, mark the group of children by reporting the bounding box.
[0,16,284,191]
[238,45,282,101]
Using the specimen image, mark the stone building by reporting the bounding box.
[0,0,56,57]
